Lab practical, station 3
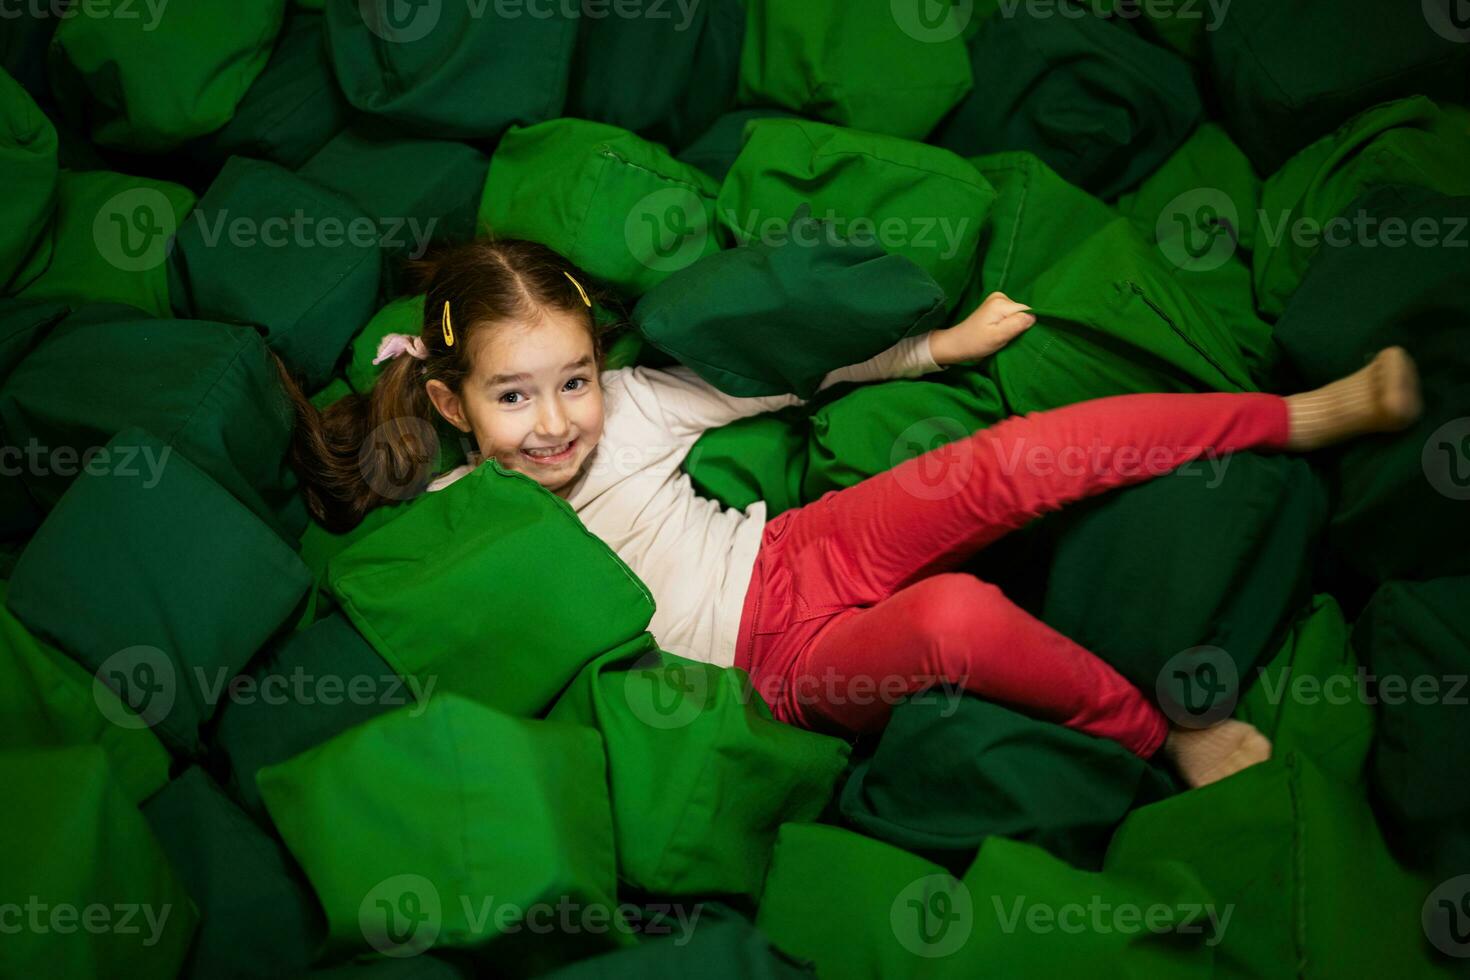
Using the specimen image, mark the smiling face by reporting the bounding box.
[425,307,604,498]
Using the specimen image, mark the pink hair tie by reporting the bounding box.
[372,333,429,366]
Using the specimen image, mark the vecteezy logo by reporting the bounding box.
[1156,645,1239,727]
[891,874,973,958]
[1424,0,1470,43]
[623,649,709,730]
[91,646,176,731]
[359,416,440,501]
[1423,875,1470,957]
[1422,417,1470,501]
[361,0,442,43]
[94,188,177,273]
[361,875,443,958]
[890,417,975,502]
[625,187,711,274]
[891,0,974,43]
[1156,188,1240,272]
[93,646,176,730]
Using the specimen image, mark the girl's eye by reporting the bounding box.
[499,378,589,405]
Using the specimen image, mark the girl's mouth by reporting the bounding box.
[520,439,576,464]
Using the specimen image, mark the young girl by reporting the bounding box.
[278,237,1423,789]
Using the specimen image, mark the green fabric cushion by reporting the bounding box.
[1272,187,1470,582]
[211,612,408,823]
[567,0,744,153]
[757,823,960,978]
[679,367,1007,520]
[1235,595,1373,788]
[0,292,65,381]
[0,8,56,107]
[258,694,628,967]
[1205,0,1470,174]
[547,642,850,897]
[736,0,973,141]
[958,151,1118,313]
[1041,452,1326,721]
[1112,121,1275,388]
[1355,577,1470,888]
[299,959,470,979]
[0,746,197,979]
[757,823,1215,977]
[801,365,1009,504]
[0,307,305,539]
[299,959,471,979]
[933,8,1201,200]
[676,108,802,185]
[1106,751,1447,978]
[840,694,1175,873]
[0,580,170,806]
[295,497,416,630]
[0,66,57,295]
[46,0,284,151]
[717,117,994,311]
[183,10,348,171]
[1253,97,1470,319]
[0,299,68,538]
[297,126,488,298]
[681,406,809,517]
[167,155,382,391]
[479,117,723,297]
[141,767,321,980]
[542,904,813,979]
[987,218,1256,414]
[14,169,195,319]
[632,202,948,397]
[323,0,578,138]
[1130,0,1213,62]
[1115,122,1262,255]
[327,458,655,717]
[6,427,312,756]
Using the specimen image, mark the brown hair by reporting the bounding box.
[273,237,619,533]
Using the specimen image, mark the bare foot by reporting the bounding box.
[1162,720,1273,789]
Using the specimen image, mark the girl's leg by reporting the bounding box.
[774,573,1170,758]
[772,347,1420,610]
[739,351,1420,782]
[773,573,1269,786]
[771,391,1293,610]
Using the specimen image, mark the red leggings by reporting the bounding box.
[733,391,1292,758]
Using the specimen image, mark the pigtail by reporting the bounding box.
[272,353,440,533]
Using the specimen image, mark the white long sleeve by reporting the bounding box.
[653,331,943,438]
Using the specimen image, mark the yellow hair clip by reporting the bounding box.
[563,270,592,308]
[441,300,455,348]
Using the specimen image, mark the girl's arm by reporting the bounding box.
[648,291,1036,439]
[652,330,944,438]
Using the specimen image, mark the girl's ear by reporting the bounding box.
[425,379,473,433]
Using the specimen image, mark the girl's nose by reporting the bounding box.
[535,401,571,438]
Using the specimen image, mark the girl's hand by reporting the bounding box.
[928,291,1038,366]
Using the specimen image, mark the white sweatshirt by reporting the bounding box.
[427,332,945,667]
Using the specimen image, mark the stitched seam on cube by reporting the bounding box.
[1125,280,1245,391]
[997,160,1031,293]
[596,147,712,194]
